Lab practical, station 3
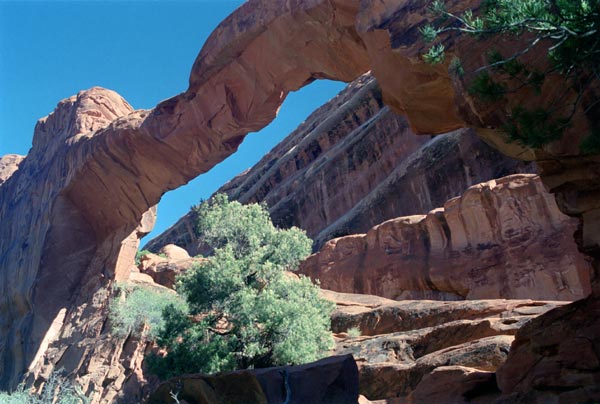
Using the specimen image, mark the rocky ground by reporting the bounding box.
[1,0,599,402]
[138,245,583,403]
[326,290,566,402]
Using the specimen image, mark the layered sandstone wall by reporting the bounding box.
[300,174,592,301]
[145,74,534,254]
[0,0,598,402]
[0,1,374,396]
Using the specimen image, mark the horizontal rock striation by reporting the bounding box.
[145,74,534,254]
[0,0,374,397]
[326,290,568,402]
[0,0,598,402]
[301,174,592,301]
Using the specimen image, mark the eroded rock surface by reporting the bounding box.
[327,290,567,402]
[496,293,600,403]
[0,0,598,402]
[354,0,600,280]
[145,74,534,254]
[301,174,592,301]
[0,154,25,185]
[149,354,359,404]
[0,1,373,397]
[139,248,205,289]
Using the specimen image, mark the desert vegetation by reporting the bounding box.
[109,283,187,340]
[0,371,89,404]
[421,0,600,152]
[112,194,334,380]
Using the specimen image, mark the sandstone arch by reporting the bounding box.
[0,0,598,401]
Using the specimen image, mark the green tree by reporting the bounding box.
[420,0,600,152]
[148,194,334,379]
[0,370,89,404]
[109,283,187,340]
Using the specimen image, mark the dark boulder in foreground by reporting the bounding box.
[148,354,358,404]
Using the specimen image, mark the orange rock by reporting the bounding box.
[0,0,598,402]
[159,244,190,261]
[145,74,535,254]
[141,254,204,289]
[302,175,592,301]
[327,290,566,401]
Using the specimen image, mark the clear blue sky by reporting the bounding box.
[0,1,345,243]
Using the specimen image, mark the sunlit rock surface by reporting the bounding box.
[301,174,592,301]
[0,0,598,402]
[144,73,535,254]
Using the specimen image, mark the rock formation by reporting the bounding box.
[326,290,568,402]
[301,174,592,301]
[144,74,535,254]
[138,246,205,289]
[0,0,598,402]
[0,154,25,185]
[495,293,600,403]
[0,1,374,396]
[149,354,359,404]
[353,0,600,273]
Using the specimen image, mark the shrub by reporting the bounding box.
[347,327,361,338]
[134,250,151,266]
[109,283,187,340]
[0,370,89,404]
[148,194,335,379]
[420,0,600,151]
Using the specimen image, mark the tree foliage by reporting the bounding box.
[148,194,334,379]
[109,283,187,340]
[420,0,600,152]
[0,370,89,404]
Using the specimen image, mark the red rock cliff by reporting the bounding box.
[144,73,534,253]
[300,174,592,301]
[0,0,598,402]
[0,1,373,398]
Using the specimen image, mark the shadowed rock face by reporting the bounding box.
[0,2,372,397]
[301,174,592,301]
[149,354,359,404]
[0,0,598,402]
[144,74,535,254]
[495,293,600,403]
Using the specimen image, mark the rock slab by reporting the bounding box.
[149,354,359,404]
[327,290,567,402]
[301,174,592,301]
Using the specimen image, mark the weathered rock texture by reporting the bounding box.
[301,174,592,301]
[0,0,598,402]
[326,290,567,402]
[353,0,600,278]
[0,154,25,185]
[138,247,205,289]
[0,1,374,398]
[149,354,359,404]
[145,74,534,254]
[495,293,600,403]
